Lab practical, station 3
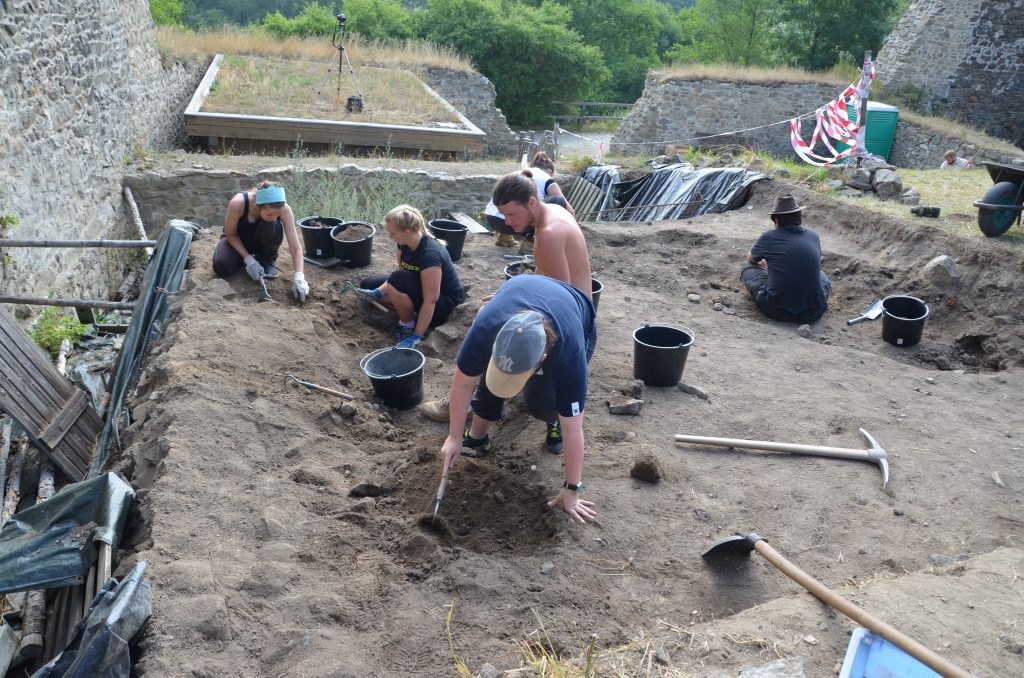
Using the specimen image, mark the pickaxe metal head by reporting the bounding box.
[857,428,890,493]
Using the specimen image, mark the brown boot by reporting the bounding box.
[495,233,518,247]
[421,397,450,422]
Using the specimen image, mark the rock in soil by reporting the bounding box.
[608,396,644,415]
[630,454,662,483]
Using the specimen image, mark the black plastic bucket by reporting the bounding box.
[591,278,603,311]
[633,324,694,387]
[427,219,468,262]
[360,347,425,409]
[298,216,340,259]
[330,221,376,268]
[881,295,928,347]
[504,261,535,280]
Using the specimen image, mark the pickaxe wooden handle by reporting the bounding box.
[674,428,889,491]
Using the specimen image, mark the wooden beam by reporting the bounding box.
[39,390,90,449]
[0,296,134,311]
[0,239,156,248]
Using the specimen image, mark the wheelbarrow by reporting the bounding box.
[974,161,1024,237]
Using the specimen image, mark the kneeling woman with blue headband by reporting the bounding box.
[213,181,309,302]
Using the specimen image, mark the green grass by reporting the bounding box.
[202,55,462,127]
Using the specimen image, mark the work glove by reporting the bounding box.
[356,287,382,303]
[293,272,309,302]
[243,255,265,282]
[396,334,423,349]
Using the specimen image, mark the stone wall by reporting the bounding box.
[889,119,1024,168]
[123,165,501,236]
[877,0,1024,145]
[611,76,843,158]
[0,0,201,303]
[422,67,517,159]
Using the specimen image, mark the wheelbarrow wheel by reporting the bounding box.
[978,181,1020,237]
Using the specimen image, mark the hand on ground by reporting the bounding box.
[548,489,597,524]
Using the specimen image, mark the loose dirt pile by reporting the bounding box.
[116,179,1023,676]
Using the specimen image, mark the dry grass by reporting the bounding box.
[155,25,472,71]
[824,167,1024,245]
[202,54,461,126]
[894,110,1023,158]
[655,63,846,86]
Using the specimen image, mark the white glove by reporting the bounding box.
[293,271,309,302]
[243,255,265,282]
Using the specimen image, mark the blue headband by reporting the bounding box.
[255,185,286,205]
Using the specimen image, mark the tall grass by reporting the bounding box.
[155,25,472,71]
[655,62,847,85]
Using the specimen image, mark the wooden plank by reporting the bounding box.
[0,312,75,400]
[0,623,20,675]
[39,391,90,449]
[184,53,223,115]
[447,212,490,234]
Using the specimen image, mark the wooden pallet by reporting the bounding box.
[0,310,99,480]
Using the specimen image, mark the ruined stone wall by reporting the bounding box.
[889,120,1024,168]
[877,0,1024,145]
[422,67,517,159]
[123,165,501,236]
[0,0,201,304]
[611,77,843,158]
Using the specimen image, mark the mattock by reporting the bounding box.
[674,427,890,492]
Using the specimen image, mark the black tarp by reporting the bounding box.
[0,473,134,592]
[32,561,151,678]
[573,162,768,222]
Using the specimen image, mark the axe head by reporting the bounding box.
[857,428,890,492]
[702,533,765,558]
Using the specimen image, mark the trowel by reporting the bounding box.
[846,299,883,325]
[257,276,272,303]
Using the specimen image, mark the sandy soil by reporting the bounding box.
[115,177,1024,677]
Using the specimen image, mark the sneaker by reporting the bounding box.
[496,233,518,247]
[462,428,492,456]
[421,397,450,422]
[544,420,563,454]
[395,324,415,341]
[262,262,281,279]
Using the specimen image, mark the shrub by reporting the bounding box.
[29,307,91,358]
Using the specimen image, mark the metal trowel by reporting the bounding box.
[257,277,272,303]
[846,299,882,325]
[432,473,449,523]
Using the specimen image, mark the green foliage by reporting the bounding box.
[421,0,609,126]
[0,211,16,236]
[345,0,415,41]
[150,0,186,25]
[261,2,337,37]
[669,0,774,66]
[29,307,90,358]
[185,0,319,28]
[770,0,902,72]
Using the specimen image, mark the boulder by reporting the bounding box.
[872,168,903,201]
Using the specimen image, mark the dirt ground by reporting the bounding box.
[115,173,1024,677]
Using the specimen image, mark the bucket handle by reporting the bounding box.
[641,323,694,348]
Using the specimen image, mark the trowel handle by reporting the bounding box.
[753,540,973,678]
[846,315,868,325]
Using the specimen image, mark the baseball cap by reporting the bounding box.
[485,310,547,398]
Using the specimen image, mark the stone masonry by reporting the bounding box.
[422,67,517,159]
[877,0,1024,145]
[0,0,199,303]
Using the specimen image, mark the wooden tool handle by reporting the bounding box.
[674,434,869,461]
[754,541,972,678]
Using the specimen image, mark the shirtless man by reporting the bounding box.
[492,169,592,298]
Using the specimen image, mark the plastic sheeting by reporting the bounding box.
[90,220,197,477]
[0,473,134,592]
[32,561,151,678]
[570,162,768,222]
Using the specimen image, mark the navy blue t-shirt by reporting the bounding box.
[750,226,827,317]
[399,235,465,302]
[456,275,596,417]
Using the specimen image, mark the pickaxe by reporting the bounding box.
[674,428,890,492]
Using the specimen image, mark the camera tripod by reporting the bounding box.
[313,13,365,114]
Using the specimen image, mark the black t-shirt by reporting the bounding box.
[750,226,826,316]
[399,235,465,302]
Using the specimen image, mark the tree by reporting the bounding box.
[419,0,609,125]
[668,0,774,66]
[261,2,337,37]
[770,0,905,71]
[345,0,415,41]
[150,0,185,25]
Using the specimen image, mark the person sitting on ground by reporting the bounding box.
[739,194,831,323]
[356,205,466,348]
[940,150,973,170]
[486,151,574,248]
[436,274,598,524]
[212,181,309,302]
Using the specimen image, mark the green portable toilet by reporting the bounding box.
[840,101,900,160]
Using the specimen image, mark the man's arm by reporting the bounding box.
[441,367,477,475]
[546,412,596,524]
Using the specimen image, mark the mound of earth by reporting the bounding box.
[114,178,1023,676]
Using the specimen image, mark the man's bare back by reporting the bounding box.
[532,203,592,298]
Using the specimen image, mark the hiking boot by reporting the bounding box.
[518,237,534,255]
[496,232,518,247]
[421,397,450,422]
[462,428,492,457]
[395,324,415,341]
[544,420,563,454]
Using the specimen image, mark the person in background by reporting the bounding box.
[940,150,973,170]
[436,275,598,524]
[357,205,466,348]
[212,181,308,302]
[486,151,574,248]
[740,194,831,323]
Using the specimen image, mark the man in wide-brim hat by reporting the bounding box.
[739,194,831,323]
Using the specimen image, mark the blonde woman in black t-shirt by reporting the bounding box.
[357,205,466,348]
